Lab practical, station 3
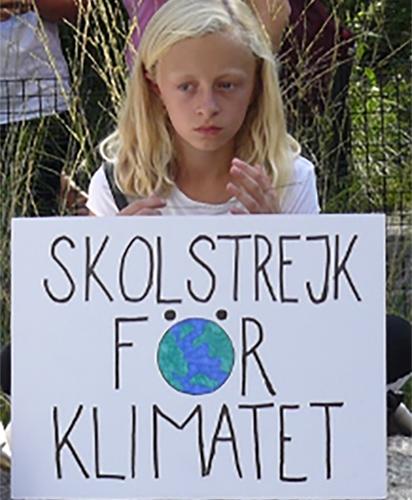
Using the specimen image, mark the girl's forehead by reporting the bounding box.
[156,31,256,77]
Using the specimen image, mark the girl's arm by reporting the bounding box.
[249,0,291,50]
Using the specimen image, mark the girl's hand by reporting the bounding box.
[117,194,166,216]
[227,158,280,214]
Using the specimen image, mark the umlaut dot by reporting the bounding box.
[164,309,177,321]
[216,309,228,320]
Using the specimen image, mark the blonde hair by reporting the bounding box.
[100,0,301,197]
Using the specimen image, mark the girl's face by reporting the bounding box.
[154,31,257,156]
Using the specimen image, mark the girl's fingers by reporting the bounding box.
[227,182,260,213]
[229,159,278,213]
[119,206,164,216]
[231,158,274,192]
[118,195,166,216]
[137,208,164,216]
[230,164,263,200]
[230,206,248,215]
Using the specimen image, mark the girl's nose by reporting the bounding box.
[196,90,220,118]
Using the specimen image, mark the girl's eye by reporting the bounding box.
[177,83,193,92]
[217,82,235,91]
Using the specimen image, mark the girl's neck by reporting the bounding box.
[174,143,234,204]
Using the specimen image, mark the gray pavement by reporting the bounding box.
[1,437,411,499]
[387,436,412,499]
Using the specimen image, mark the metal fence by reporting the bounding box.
[289,71,411,315]
[348,74,411,316]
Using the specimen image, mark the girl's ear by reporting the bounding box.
[144,69,161,96]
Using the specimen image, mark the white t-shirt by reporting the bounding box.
[0,11,71,124]
[87,155,320,216]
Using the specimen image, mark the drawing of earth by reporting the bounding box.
[157,318,235,395]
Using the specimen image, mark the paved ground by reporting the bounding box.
[387,436,412,499]
[1,437,411,499]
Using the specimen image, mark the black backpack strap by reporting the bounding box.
[103,162,129,211]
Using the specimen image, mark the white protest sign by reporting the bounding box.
[12,214,386,499]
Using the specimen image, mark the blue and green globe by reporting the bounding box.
[157,317,235,395]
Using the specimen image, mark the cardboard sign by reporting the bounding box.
[11,214,386,499]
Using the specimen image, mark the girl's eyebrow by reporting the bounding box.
[169,69,249,79]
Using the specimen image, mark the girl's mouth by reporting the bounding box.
[194,126,223,135]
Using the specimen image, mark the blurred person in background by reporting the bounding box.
[0,0,86,216]
[122,0,292,68]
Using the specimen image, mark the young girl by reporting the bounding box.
[87,0,319,217]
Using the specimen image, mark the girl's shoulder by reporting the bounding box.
[87,164,127,216]
[278,155,320,214]
[290,155,316,182]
